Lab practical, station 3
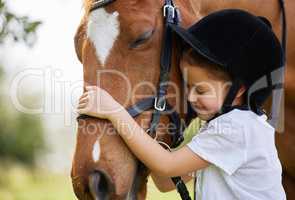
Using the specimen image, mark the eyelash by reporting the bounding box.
[188,86,206,95]
[195,88,206,94]
[129,29,155,49]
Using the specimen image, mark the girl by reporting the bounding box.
[77,9,286,199]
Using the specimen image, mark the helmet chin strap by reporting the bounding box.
[208,78,243,122]
[221,78,243,114]
[207,77,273,123]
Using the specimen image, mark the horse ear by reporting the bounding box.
[258,16,272,29]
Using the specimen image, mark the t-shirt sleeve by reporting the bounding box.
[187,119,246,175]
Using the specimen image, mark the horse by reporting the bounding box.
[71,0,295,199]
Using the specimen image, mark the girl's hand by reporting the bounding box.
[77,86,123,120]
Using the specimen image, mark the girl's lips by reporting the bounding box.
[191,103,203,111]
[192,104,212,115]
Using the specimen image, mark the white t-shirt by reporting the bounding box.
[187,109,286,200]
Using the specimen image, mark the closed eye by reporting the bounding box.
[129,29,155,49]
[195,88,207,94]
[189,85,208,95]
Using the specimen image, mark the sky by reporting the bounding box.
[1,0,85,173]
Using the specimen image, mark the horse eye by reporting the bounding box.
[129,29,155,49]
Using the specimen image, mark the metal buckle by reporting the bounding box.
[163,5,175,19]
[154,97,166,111]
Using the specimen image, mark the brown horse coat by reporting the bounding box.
[72,0,295,199]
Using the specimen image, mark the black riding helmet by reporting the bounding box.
[170,9,285,115]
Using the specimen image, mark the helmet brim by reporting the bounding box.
[169,24,226,67]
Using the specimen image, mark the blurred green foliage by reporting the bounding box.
[0,0,44,166]
[0,163,193,200]
[0,110,45,165]
[0,164,76,200]
[0,0,42,46]
[0,1,201,199]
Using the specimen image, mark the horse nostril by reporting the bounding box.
[88,170,114,200]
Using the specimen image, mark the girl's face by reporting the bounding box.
[180,59,231,121]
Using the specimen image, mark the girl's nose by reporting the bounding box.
[188,89,197,103]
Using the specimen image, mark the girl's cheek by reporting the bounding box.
[200,97,220,112]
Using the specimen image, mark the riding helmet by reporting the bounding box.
[170,9,285,114]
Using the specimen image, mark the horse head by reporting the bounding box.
[71,0,199,199]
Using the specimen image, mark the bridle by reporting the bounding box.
[89,0,116,12]
[77,0,192,199]
[77,0,287,200]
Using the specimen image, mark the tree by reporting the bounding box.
[0,0,45,166]
[0,0,41,46]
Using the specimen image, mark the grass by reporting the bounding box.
[0,119,201,199]
[0,164,194,200]
[147,178,195,200]
[0,165,75,200]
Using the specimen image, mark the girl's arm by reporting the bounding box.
[109,108,209,177]
[77,86,209,177]
[150,173,193,192]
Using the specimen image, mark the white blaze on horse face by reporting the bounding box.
[92,140,101,162]
[87,9,120,66]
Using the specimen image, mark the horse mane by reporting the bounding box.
[83,0,92,12]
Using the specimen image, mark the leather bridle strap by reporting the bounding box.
[148,0,180,136]
[148,1,191,200]
[278,0,287,53]
[90,0,116,12]
[79,0,192,199]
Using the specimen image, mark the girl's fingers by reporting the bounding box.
[79,90,96,100]
[79,93,89,100]
[77,102,89,109]
[79,97,89,104]
[77,108,87,114]
[86,86,97,91]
